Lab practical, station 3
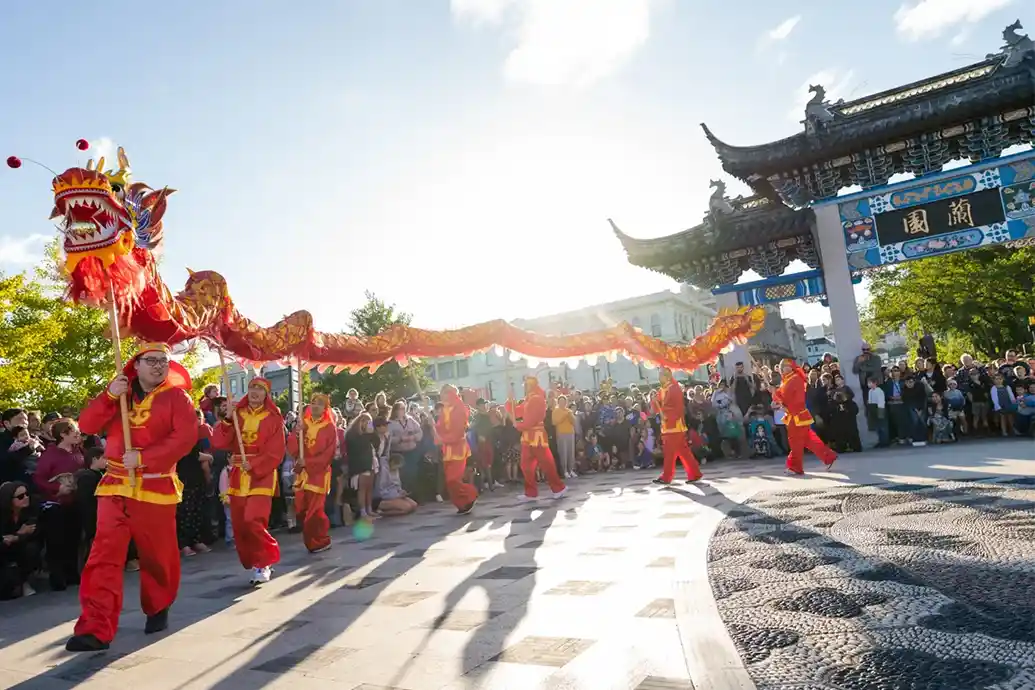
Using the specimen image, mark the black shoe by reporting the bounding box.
[685,478,700,484]
[49,576,67,592]
[457,501,476,515]
[144,608,169,635]
[652,478,671,485]
[65,634,109,652]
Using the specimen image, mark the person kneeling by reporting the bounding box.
[376,454,417,516]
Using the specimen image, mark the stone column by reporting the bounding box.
[813,203,874,446]
[712,291,751,379]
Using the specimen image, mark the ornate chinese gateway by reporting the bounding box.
[613,19,1035,401]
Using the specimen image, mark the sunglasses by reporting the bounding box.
[13,492,28,500]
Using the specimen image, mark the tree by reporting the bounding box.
[0,241,133,412]
[862,245,1035,361]
[314,292,430,408]
[179,342,222,403]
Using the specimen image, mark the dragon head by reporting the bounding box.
[51,147,174,276]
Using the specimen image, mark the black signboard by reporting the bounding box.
[874,188,1006,246]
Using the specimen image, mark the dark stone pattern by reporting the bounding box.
[727,623,800,663]
[712,576,759,600]
[770,587,888,619]
[820,648,1014,690]
[750,553,841,573]
[709,476,1035,688]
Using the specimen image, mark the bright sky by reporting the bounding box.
[0,0,1025,333]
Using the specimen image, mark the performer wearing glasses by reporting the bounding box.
[66,343,197,652]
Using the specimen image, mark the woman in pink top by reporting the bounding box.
[33,418,84,590]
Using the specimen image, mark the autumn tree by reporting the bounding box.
[0,240,134,411]
[314,292,430,408]
[861,245,1035,361]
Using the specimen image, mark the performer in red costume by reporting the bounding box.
[66,343,198,652]
[773,358,837,474]
[509,376,567,502]
[211,378,285,585]
[287,393,335,553]
[651,367,703,485]
[436,385,478,514]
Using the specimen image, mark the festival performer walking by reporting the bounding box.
[66,343,198,652]
[510,376,567,502]
[211,378,285,585]
[651,367,703,485]
[287,393,335,553]
[436,385,478,515]
[774,358,837,474]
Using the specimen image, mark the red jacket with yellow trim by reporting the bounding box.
[512,393,548,447]
[211,403,286,497]
[652,381,688,434]
[774,368,815,427]
[287,416,336,494]
[436,393,471,462]
[79,383,198,505]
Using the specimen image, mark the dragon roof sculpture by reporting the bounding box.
[8,141,764,373]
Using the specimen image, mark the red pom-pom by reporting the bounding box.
[75,139,89,151]
[6,156,21,169]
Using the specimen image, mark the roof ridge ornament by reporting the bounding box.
[987,19,1034,68]
[701,179,735,243]
[801,84,844,135]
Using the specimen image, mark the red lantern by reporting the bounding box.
[6,156,21,169]
[75,139,89,151]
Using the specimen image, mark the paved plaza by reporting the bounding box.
[1,440,1034,689]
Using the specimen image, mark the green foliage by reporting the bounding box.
[861,245,1035,362]
[0,240,133,412]
[314,291,430,408]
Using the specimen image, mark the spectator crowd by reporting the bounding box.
[2,341,1033,602]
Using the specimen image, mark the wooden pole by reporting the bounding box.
[217,348,249,465]
[106,285,135,488]
[296,357,305,465]
[504,349,516,421]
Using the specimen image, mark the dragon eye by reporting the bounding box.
[110,183,122,194]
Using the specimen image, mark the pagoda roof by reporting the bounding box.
[701,22,1035,204]
[612,194,819,289]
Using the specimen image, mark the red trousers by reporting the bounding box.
[297,490,330,552]
[520,444,566,497]
[229,495,280,569]
[74,497,179,643]
[659,432,702,482]
[786,424,837,474]
[443,459,478,509]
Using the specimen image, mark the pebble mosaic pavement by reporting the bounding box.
[711,476,1035,690]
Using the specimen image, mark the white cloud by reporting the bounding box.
[894,0,1014,41]
[787,69,857,123]
[86,136,116,171]
[767,15,801,42]
[0,234,49,264]
[451,0,654,87]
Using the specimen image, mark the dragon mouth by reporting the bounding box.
[57,189,131,252]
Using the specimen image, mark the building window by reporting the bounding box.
[230,379,237,394]
[427,365,437,381]
[457,360,469,378]
[631,316,643,331]
[438,361,456,380]
[649,313,662,337]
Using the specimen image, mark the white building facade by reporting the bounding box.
[425,286,717,401]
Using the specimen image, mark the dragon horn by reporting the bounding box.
[86,159,95,171]
[95,157,105,173]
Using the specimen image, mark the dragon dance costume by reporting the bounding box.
[651,367,702,484]
[287,394,335,553]
[510,377,567,501]
[436,385,478,513]
[67,343,198,652]
[211,378,284,584]
[774,359,837,474]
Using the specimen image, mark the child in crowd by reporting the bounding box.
[865,378,889,447]
[585,431,610,472]
[991,374,1017,437]
[74,447,106,566]
[746,405,774,459]
[7,426,43,475]
[633,438,654,469]
[928,392,955,443]
[1015,383,1035,437]
[944,379,967,436]
[967,370,991,435]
